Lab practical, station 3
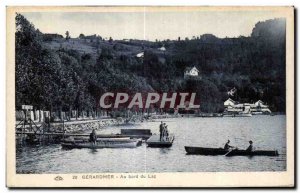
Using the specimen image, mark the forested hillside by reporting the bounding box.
[15,13,286,113]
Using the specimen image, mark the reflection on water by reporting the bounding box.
[159,148,170,154]
[90,149,98,154]
[16,115,286,173]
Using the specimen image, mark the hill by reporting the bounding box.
[15,14,286,113]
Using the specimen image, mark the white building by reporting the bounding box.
[184,66,199,79]
[224,98,272,114]
[158,46,166,51]
[136,52,144,58]
[224,98,236,107]
[252,100,272,114]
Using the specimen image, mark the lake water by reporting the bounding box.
[16,115,286,173]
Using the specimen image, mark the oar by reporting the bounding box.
[224,148,236,156]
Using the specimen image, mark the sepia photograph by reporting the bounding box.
[6,6,294,187]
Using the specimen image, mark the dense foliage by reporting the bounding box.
[15,13,286,113]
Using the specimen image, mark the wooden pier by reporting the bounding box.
[16,132,150,139]
[16,121,152,144]
[146,134,175,147]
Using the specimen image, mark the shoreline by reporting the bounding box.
[15,113,286,137]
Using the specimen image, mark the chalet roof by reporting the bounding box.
[185,66,199,72]
[225,98,236,103]
[136,52,144,58]
[255,100,268,107]
[158,46,166,51]
[225,99,270,108]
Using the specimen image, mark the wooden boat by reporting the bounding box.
[63,137,132,143]
[120,129,152,139]
[185,146,279,156]
[61,138,142,149]
[146,134,175,147]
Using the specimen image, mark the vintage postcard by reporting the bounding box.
[6,6,294,187]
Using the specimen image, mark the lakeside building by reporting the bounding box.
[224,98,272,114]
[184,66,200,79]
[158,46,166,51]
[136,52,144,58]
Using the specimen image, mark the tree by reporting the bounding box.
[15,14,286,113]
[79,33,85,39]
[15,13,43,108]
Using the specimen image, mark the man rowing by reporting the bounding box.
[224,140,234,150]
[246,140,253,151]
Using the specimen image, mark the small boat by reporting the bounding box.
[146,134,175,148]
[120,129,152,140]
[185,146,279,156]
[61,138,142,149]
[64,137,132,143]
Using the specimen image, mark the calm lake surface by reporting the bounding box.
[16,115,286,173]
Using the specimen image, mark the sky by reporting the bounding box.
[22,10,284,41]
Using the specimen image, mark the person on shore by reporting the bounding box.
[89,129,97,144]
[246,140,253,151]
[159,121,164,141]
[224,140,233,150]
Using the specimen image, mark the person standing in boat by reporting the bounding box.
[164,125,169,141]
[224,140,234,150]
[162,124,169,141]
[246,140,253,151]
[90,129,97,144]
[162,123,168,141]
[159,121,164,141]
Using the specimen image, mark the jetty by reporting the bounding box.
[15,117,152,144]
[61,138,143,149]
[146,134,175,147]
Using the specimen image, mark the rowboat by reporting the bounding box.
[120,129,152,140]
[63,137,132,143]
[185,146,279,156]
[61,138,142,149]
[146,134,175,147]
